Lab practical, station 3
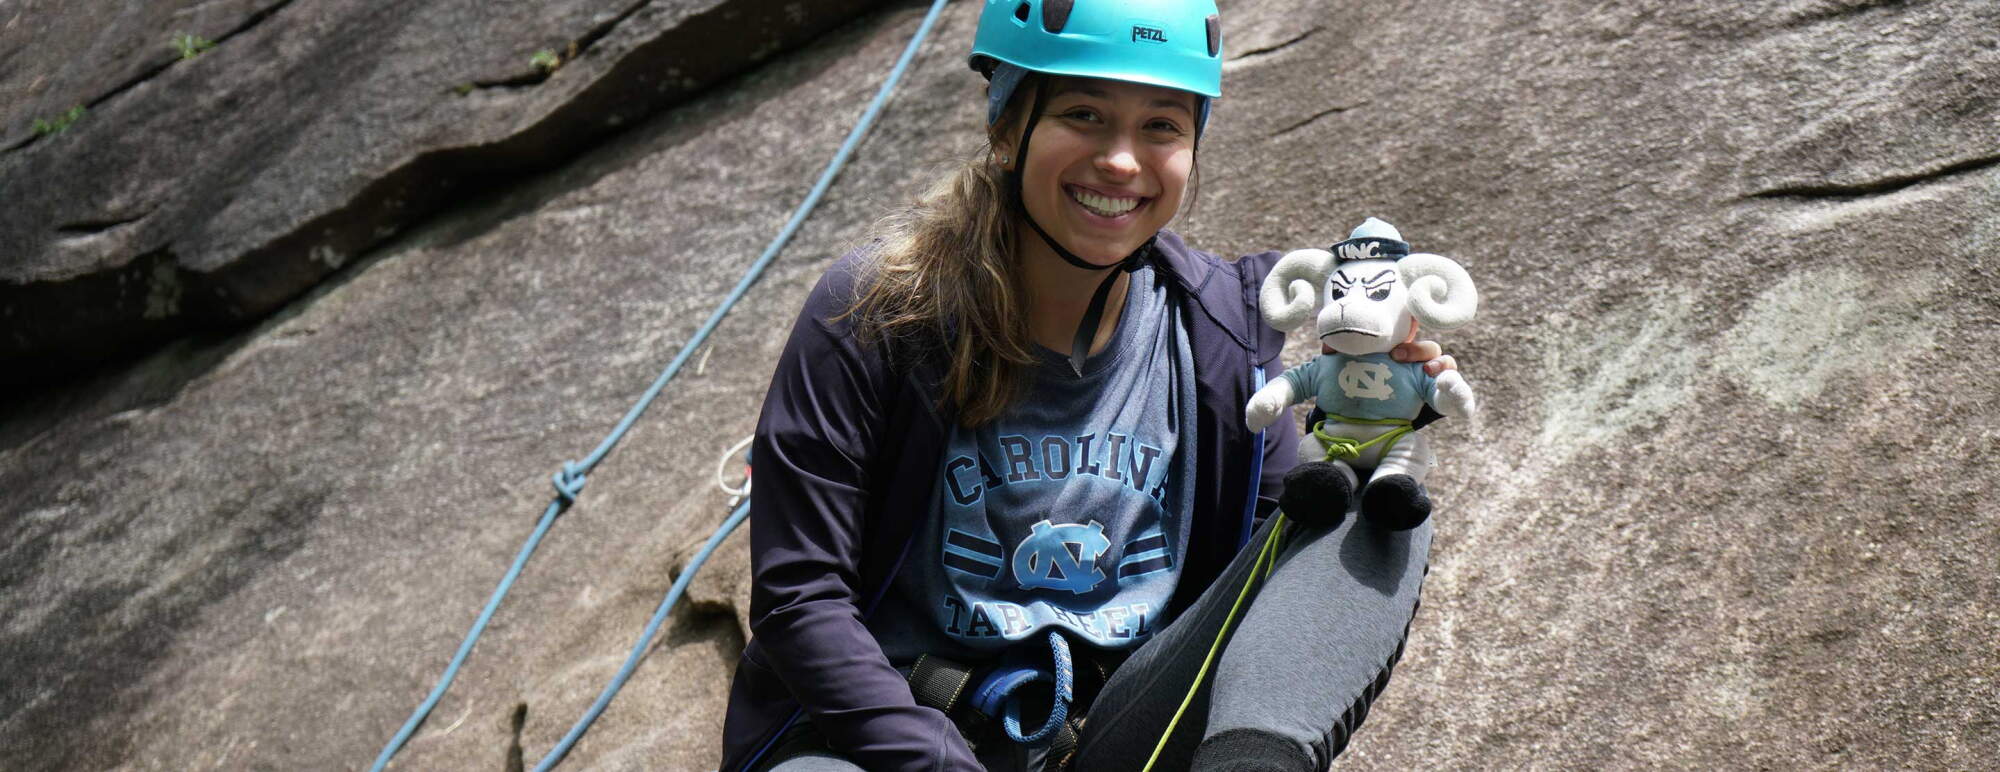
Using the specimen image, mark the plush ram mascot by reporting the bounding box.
[1245,217,1478,530]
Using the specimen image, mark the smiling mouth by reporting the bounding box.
[1067,185,1145,218]
[1320,328,1384,339]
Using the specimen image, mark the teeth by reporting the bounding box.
[1069,187,1139,216]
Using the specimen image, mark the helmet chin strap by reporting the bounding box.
[1010,83,1156,377]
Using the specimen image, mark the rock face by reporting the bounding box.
[3,0,1996,770]
[0,0,886,386]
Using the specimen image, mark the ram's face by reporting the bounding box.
[1315,259,1412,355]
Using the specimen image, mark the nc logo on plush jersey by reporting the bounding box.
[1338,360,1396,401]
[1012,520,1111,595]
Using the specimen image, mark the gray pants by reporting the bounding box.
[766,511,1431,771]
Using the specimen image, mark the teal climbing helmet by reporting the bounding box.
[969,0,1223,99]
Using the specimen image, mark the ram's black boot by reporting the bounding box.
[1279,461,1351,528]
[1361,473,1431,530]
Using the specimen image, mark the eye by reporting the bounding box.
[1328,286,1347,300]
[1146,118,1186,135]
[1058,107,1102,123]
[1367,286,1391,301]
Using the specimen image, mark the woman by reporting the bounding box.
[720,2,1449,769]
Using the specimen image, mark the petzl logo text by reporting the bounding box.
[1132,25,1166,42]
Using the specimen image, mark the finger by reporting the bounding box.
[1393,339,1442,363]
[1424,354,1459,376]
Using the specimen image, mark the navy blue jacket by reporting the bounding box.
[719,231,1297,771]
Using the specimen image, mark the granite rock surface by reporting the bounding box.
[2,0,1995,769]
[0,0,885,385]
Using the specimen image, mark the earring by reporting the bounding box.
[997,154,1010,167]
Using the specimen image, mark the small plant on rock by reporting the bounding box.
[172,33,216,59]
[530,49,561,72]
[32,105,85,136]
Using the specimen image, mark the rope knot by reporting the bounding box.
[1321,436,1362,462]
[552,461,589,504]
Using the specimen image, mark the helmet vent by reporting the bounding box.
[1042,0,1072,33]
[1206,14,1221,57]
[1014,2,1030,23]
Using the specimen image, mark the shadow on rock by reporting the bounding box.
[0,481,330,769]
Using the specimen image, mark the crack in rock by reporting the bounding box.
[3,0,302,155]
[1776,0,1914,31]
[1231,26,1321,61]
[55,211,151,238]
[1273,100,1369,137]
[471,0,669,93]
[1746,153,2000,200]
[506,702,528,772]
[473,70,557,91]
[571,0,664,64]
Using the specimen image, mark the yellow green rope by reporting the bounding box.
[1141,513,1288,771]
[1311,415,1414,463]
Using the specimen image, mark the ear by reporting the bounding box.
[987,77,1041,172]
[991,137,1016,171]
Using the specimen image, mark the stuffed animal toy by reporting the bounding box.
[1244,218,1478,530]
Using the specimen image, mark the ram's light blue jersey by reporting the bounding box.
[1282,352,1436,421]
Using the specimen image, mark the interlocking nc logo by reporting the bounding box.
[1013,520,1111,595]
[1132,25,1167,42]
[1338,360,1395,401]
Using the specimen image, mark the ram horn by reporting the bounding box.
[1260,248,1336,331]
[1398,253,1478,330]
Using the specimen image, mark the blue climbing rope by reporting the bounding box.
[369,497,568,772]
[1001,632,1074,745]
[532,499,752,771]
[368,0,951,767]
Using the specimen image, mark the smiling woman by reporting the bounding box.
[1004,77,1197,265]
[836,68,1209,424]
[718,2,1451,771]
[1004,75,1201,375]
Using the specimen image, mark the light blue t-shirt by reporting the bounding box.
[1280,351,1437,421]
[868,266,1197,665]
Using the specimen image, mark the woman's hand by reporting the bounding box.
[1391,338,1457,376]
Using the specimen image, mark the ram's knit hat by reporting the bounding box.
[1331,217,1412,262]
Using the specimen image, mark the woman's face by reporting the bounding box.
[1001,76,1198,266]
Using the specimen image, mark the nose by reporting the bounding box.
[1095,140,1140,179]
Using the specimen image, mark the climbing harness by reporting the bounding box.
[367,0,950,768]
[904,630,1085,764]
[1310,415,1416,463]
